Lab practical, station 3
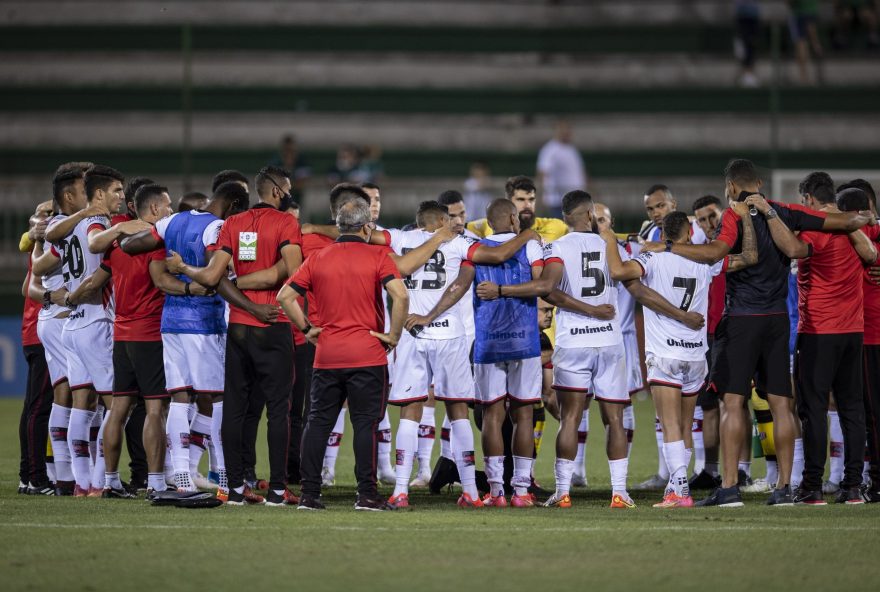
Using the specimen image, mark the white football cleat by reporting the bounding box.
[633,474,668,491]
[410,472,432,488]
[741,478,771,493]
[321,467,335,487]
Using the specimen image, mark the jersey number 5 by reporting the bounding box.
[580,252,606,297]
[672,276,696,311]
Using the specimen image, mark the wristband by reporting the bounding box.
[498,284,503,298]
[302,324,312,334]
[184,282,192,297]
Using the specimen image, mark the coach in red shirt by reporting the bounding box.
[168,166,303,505]
[278,187,408,511]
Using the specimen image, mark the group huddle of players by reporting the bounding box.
[16,157,880,510]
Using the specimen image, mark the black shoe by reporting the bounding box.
[354,493,396,511]
[146,486,175,501]
[126,478,146,495]
[766,485,793,506]
[102,486,136,499]
[861,485,880,503]
[297,493,326,511]
[27,482,56,496]
[55,481,75,496]
[17,481,28,494]
[793,487,827,505]
[737,469,753,488]
[834,486,865,505]
[695,486,744,507]
[428,457,460,494]
[688,470,721,490]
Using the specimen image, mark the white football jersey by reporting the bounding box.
[40,214,70,321]
[635,250,724,361]
[386,229,476,340]
[547,231,621,348]
[616,242,636,335]
[60,216,114,330]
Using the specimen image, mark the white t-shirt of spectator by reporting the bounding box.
[537,139,586,208]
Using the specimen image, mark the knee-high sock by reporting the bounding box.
[393,419,418,496]
[89,407,102,465]
[484,455,505,497]
[512,455,533,497]
[791,438,804,488]
[189,412,211,475]
[377,409,394,474]
[439,414,453,460]
[692,406,705,475]
[49,404,73,482]
[828,411,843,485]
[623,405,635,458]
[451,419,477,498]
[68,408,95,490]
[323,408,346,472]
[663,440,689,497]
[416,406,436,474]
[655,416,669,479]
[90,408,109,490]
[609,457,630,495]
[573,409,589,478]
[167,402,194,490]
[211,401,227,490]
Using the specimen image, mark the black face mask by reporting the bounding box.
[277,192,294,212]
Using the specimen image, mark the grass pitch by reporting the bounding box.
[1,396,877,592]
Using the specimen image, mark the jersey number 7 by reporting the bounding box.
[672,276,696,311]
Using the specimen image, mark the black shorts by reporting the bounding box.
[113,340,168,399]
[709,314,792,398]
[697,336,718,409]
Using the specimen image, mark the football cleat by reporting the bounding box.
[387,493,410,509]
[101,486,135,499]
[355,494,396,511]
[321,467,335,487]
[297,493,326,511]
[17,481,28,494]
[242,487,265,505]
[73,484,90,497]
[511,493,535,508]
[542,493,572,508]
[741,478,771,493]
[27,482,55,496]
[215,488,229,504]
[481,493,508,508]
[409,473,432,488]
[633,474,668,491]
[653,492,694,508]
[793,487,827,506]
[696,486,744,507]
[87,487,103,498]
[265,489,299,506]
[456,493,484,508]
[765,486,794,506]
[610,493,636,509]
[570,473,588,488]
[835,486,864,505]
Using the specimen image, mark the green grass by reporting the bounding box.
[1,396,877,591]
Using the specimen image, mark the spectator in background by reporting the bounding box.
[536,120,587,217]
[178,191,208,212]
[832,0,880,48]
[328,144,375,186]
[359,145,385,185]
[463,161,494,219]
[789,0,825,85]
[271,135,311,205]
[735,1,761,87]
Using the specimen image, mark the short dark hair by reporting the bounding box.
[133,183,169,216]
[645,184,671,198]
[329,183,371,216]
[505,175,536,198]
[692,195,723,212]
[178,191,208,212]
[561,190,593,216]
[52,164,85,203]
[724,158,761,186]
[416,200,449,228]
[83,164,124,200]
[487,198,516,227]
[837,179,876,210]
[255,165,290,197]
[836,188,871,213]
[437,190,464,206]
[124,176,154,206]
[212,170,248,193]
[360,182,380,191]
[213,181,250,214]
[662,211,691,241]
[798,171,835,203]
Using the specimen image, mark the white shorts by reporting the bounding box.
[37,315,68,386]
[387,350,396,386]
[552,343,629,403]
[162,332,226,394]
[389,334,474,404]
[646,354,707,396]
[62,320,114,394]
[474,357,542,404]
[622,330,644,394]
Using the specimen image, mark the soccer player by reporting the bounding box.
[278,193,408,511]
[165,166,303,506]
[466,176,568,242]
[603,205,758,507]
[379,200,541,508]
[178,191,208,212]
[643,158,874,506]
[749,176,877,504]
[639,184,707,244]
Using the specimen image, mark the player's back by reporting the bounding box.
[61,215,113,329]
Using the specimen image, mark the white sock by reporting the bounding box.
[609,457,629,496]
[104,471,122,490]
[90,408,109,490]
[792,438,804,488]
[663,440,689,497]
[693,406,705,474]
[393,419,418,496]
[416,407,436,475]
[89,407,102,464]
[164,435,174,484]
[377,409,393,474]
[623,405,635,458]
[68,408,95,490]
[148,472,165,492]
[655,417,669,479]
[439,415,453,460]
[574,409,589,478]
[484,455,505,497]
[211,401,227,491]
[864,461,871,486]
[738,461,751,478]
[766,459,778,487]
[189,412,212,476]
[512,455,533,497]
[450,419,477,498]
[167,402,194,491]
[323,408,347,471]
[828,411,843,484]
[47,458,56,483]
[554,458,575,496]
[49,404,73,482]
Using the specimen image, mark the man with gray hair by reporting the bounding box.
[278,188,410,511]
